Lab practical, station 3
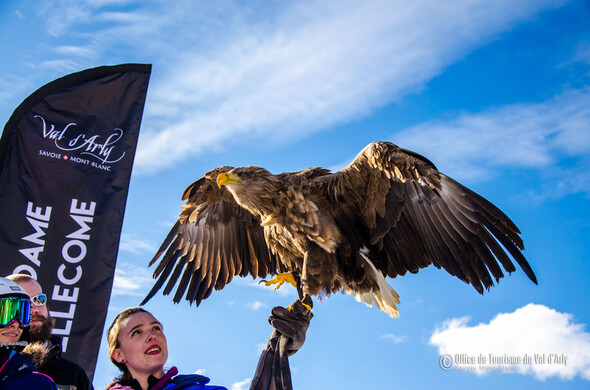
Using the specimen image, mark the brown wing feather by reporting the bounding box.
[324,141,536,293]
[141,167,283,306]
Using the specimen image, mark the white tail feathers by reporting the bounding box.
[347,250,400,318]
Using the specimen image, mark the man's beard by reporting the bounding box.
[29,314,55,342]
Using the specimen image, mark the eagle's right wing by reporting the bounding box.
[141,167,283,307]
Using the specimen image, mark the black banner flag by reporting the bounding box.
[0,64,151,379]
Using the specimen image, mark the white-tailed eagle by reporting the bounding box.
[142,142,536,317]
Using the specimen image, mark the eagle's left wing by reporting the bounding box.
[323,141,537,293]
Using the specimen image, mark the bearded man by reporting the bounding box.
[7,274,93,390]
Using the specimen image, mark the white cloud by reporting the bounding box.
[112,261,155,296]
[68,0,563,174]
[119,233,157,255]
[36,1,93,37]
[393,87,590,196]
[53,45,97,60]
[36,59,84,73]
[429,303,590,381]
[193,368,206,375]
[20,0,571,174]
[229,378,251,390]
[21,0,588,195]
[247,301,267,311]
[380,333,408,344]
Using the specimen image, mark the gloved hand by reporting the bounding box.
[268,295,313,356]
[250,296,313,390]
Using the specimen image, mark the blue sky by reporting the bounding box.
[2,0,590,389]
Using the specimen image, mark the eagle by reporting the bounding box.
[141,141,536,317]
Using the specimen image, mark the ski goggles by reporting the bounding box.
[31,293,47,306]
[0,297,32,328]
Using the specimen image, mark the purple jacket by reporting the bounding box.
[109,367,227,390]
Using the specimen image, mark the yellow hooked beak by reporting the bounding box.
[217,172,242,188]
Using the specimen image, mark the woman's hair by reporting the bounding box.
[106,306,150,389]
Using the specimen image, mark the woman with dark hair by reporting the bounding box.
[0,277,57,390]
[106,299,312,390]
[106,306,223,390]
[107,307,152,389]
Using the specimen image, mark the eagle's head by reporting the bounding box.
[216,166,274,187]
[216,166,280,216]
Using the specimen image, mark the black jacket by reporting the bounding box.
[29,337,94,390]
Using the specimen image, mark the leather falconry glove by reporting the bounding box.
[250,296,313,390]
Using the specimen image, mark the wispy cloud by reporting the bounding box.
[380,333,408,344]
[395,88,590,177]
[36,1,94,37]
[53,45,97,60]
[247,301,268,311]
[4,1,574,175]
[229,378,251,390]
[429,304,590,381]
[36,0,563,174]
[393,87,590,197]
[119,233,157,255]
[111,261,155,296]
[35,59,84,73]
[137,0,569,174]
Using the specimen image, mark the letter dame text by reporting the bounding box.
[16,199,96,351]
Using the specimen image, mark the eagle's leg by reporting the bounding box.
[294,273,304,300]
[292,274,313,312]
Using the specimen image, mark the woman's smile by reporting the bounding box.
[0,322,22,343]
[145,344,161,355]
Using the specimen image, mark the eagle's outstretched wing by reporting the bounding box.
[325,142,537,293]
[141,166,283,306]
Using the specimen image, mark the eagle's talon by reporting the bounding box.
[262,272,297,291]
[287,301,312,312]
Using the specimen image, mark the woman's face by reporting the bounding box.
[0,320,23,343]
[112,312,168,379]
